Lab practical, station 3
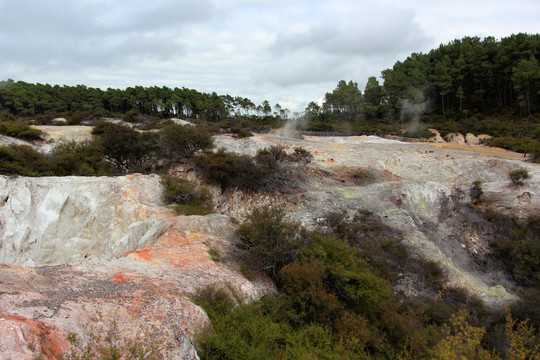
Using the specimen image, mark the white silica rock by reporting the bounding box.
[0,174,169,266]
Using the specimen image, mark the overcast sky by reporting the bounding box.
[1,0,539,112]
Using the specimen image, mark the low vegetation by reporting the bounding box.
[161,175,213,216]
[0,32,538,360]
[350,169,377,185]
[60,322,163,360]
[158,123,214,160]
[509,168,531,186]
[470,180,484,205]
[195,149,270,191]
[0,119,43,140]
[195,206,540,359]
[0,121,222,177]
[92,122,158,173]
[488,213,540,288]
[0,145,52,176]
[195,145,312,193]
[53,141,112,176]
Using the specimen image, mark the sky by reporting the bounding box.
[1,0,539,112]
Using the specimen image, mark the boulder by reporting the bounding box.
[428,129,445,143]
[52,117,68,125]
[478,134,492,143]
[465,133,480,145]
[445,132,466,144]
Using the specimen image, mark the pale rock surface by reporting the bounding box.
[210,133,539,303]
[52,118,68,125]
[478,134,493,142]
[465,133,480,145]
[428,129,445,143]
[445,132,467,144]
[0,135,35,148]
[170,118,195,126]
[0,173,275,359]
[0,174,168,266]
[1,127,538,358]
[30,125,94,153]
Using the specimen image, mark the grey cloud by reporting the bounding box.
[0,0,208,76]
[96,0,215,34]
[260,6,433,88]
[0,0,214,36]
[256,51,352,87]
[271,8,431,57]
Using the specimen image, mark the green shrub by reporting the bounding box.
[255,145,313,166]
[351,169,376,185]
[470,181,483,205]
[229,127,253,138]
[192,285,237,317]
[0,120,43,140]
[60,322,163,360]
[92,122,157,173]
[207,248,221,262]
[195,149,270,191]
[194,283,381,360]
[0,145,52,176]
[290,147,313,164]
[509,168,531,186]
[491,215,540,287]
[158,123,214,160]
[53,140,111,176]
[257,145,291,163]
[483,136,540,156]
[236,207,308,280]
[320,209,405,281]
[195,146,311,192]
[278,262,349,325]
[420,260,445,292]
[161,175,213,215]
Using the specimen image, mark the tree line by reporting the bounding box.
[0,80,290,125]
[1,33,539,149]
[1,33,538,124]
[306,33,540,124]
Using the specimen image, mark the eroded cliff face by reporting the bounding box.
[0,129,539,359]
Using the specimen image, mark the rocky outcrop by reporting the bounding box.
[0,174,168,266]
[428,129,445,143]
[209,133,539,303]
[0,127,538,359]
[428,131,492,146]
[445,132,467,144]
[0,173,275,359]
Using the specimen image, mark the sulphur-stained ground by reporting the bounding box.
[0,127,539,359]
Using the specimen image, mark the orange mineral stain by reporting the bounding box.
[1,316,68,358]
[113,274,127,284]
[123,247,156,263]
